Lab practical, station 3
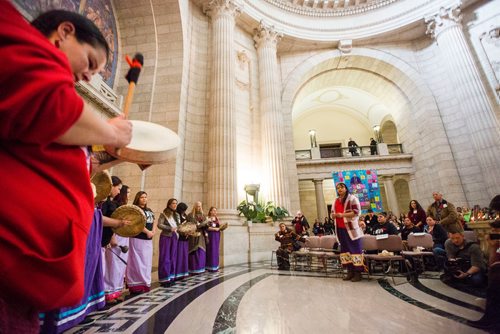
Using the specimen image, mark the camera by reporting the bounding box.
[490,233,500,240]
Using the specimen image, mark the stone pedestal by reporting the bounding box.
[377,143,389,156]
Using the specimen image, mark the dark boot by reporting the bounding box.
[351,271,362,282]
[343,270,354,281]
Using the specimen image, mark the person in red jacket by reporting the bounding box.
[0,2,132,333]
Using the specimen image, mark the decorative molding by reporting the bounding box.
[237,50,250,64]
[75,75,122,117]
[338,39,352,54]
[425,3,462,39]
[243,0,436,40]
[479,25,500,99]
[253,21,283,50]
[204,0,242,20]
[263,0,399,17]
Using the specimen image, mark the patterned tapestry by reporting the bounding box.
[14,0,118,87]
[332,169,383,214]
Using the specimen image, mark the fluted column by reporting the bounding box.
[426,3,500,199]
[381,176,399,216]
[254,22,290,210]
[313,179,327,221]
[204,0,241,214]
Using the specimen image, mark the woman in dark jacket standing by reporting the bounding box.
[408,200,427,231]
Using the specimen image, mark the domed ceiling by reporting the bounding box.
[264,0,399,16]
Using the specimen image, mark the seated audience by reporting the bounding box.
[293,211,309,236]
[467,195,500,331]
[323,217,334,235]
[370,212,398,236]
[313,220,325,236]
[364,209,378,235]
[275,223,304,270]
[400,217,421,250]
[442,231,486,287]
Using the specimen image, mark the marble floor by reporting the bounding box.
[65,262,488,334]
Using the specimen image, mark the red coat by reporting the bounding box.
[0,1,93,311]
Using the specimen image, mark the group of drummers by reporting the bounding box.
[39,172,228,333]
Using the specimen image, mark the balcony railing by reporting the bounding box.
[295,144,404,160]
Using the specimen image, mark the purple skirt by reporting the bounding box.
[175,240,189,279]
[158,234,178,283]
[205,231,220,271]
[40,209,105,333]
[337,227,364,272]
[188,248,206,274]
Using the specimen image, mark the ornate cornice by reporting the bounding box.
[263,0,399,17]
[204,0,242,20]
[253,21,283,50]
[425,3,462,39]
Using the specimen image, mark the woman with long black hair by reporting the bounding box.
[331,182,364,282]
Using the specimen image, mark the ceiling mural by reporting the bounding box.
[14,0,119,88]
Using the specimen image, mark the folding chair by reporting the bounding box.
[364,235,405,284]
[309,235,339,274]
[401,233,436,280]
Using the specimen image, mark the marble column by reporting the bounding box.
[381,176,400,217]
[313,179,327,221]
[204,0,241,216]
[426,4,500,200]
[254,22,290,210]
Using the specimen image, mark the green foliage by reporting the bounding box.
[237,200,289,223]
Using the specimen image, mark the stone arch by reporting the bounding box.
[281,47,467,211]
[381,120,398,144]
[394,178,411,215]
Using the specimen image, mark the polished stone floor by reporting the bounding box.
[65,262,487,334]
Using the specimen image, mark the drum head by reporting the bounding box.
[178,222,198,237]
[105,120,180,164]
[111,204,146,237]
[90,170,112,203]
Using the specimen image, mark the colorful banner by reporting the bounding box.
[332,169,383,213]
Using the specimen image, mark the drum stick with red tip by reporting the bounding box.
[122,53,144,119]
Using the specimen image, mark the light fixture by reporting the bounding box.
[372,125,382,143]
[309,129,317,148]
[244,184,260,203]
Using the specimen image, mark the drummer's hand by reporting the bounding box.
[146,230,154,239]
[108,116,132,147]
[117,219,131,227]
[172,227,177,232]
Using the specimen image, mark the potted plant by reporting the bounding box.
[265,201,289,222]
[237,200,289,225]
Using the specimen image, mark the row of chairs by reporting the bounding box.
[273,231,478,283]
[291,236,339,274]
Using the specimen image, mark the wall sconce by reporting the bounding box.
[372,125,382,143]
[244,184,260,203]
[309,129,317,148]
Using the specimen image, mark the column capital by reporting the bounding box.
[204,0,242,20]
[312,178,324,184]
[380,175,394,182]
[253,21,283,50]
[425,3,462,39]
